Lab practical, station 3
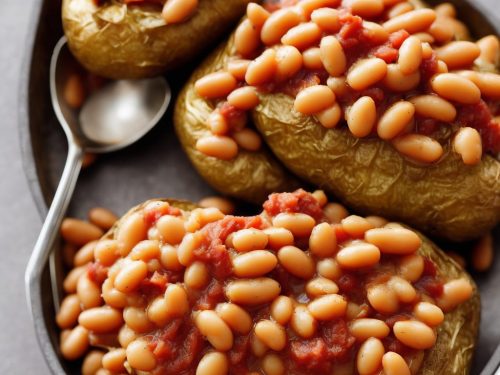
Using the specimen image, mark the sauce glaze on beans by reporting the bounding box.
[58,190,473,373]
[194,0,500,165]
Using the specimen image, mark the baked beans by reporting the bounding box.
[161,0,198,24]
[323,202,348,223]
[392,134,443,163]
[382,352,411,375]
[262,353,285,375]
[263,227,294,249]
[291,305,317,338]
[308,294,347,320]
[82,350,104,375]
[207,111,228,134]
[302,47,323,70]
[126,339,157,371]
[365,227,421,254]
[311,8,340,33]
[309,222,337,257]
[393,320,436,349]
[453,127,482,165]
[88,207,117,231]
[398,36,422,74]
[233,250,278,277]
[196,352,228,375]
[347,58,387,91]
[430,73,481,104]
[336,242,381,269]
[294,85,336,115]
[409,95,456,122]
[413,302,444,326]
[437,41,481,69]
[350,0,384,18]
[225,278,281,305]
[387,2,414,19]
[278,246,315,279]
[57,191,474,373]
[184,261,210,289]
[477,35,499,65]
[383,64,420,92]
[255,320,287,351]
[472,234,493,272]
[195,310,234,351]
[282,22,322,50]
[196,136,238,160]
[60,326,89,360]
[195,72,237,99]
[320,36,346,77]
[305,277,339,297]
[349,318,390,340]
[74,240,97,267]
[61,219,103,246]
[227,86,260,110]
[383,9,436,33]
[275,46,303,82]
[272,212,316,237]
[198,196,234,215]
[357,337,384,375]
[77,274,102,310]
[56,294,82,330]
[347,96,377,138]
[261,8,303,46]
[438,278,474,312]
[367,283,399,314]
[216,303,252,334]
[247,3,269,29]
[235,19,260,57]
[102,348,126,372]
[232,228,268,252]
[341,215,374,238]
[78,307,123,334]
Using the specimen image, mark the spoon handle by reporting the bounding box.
[25,141,83,375]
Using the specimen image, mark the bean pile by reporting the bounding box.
[57,190,473,374]
[194,0,500,164]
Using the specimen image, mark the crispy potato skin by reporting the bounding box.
[253,93,500,241]
[174,36,299,203]
[62,0,251,79]
[416,229,480,375]
[106,199,480,375]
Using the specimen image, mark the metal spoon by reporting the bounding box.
[24,36,171,374]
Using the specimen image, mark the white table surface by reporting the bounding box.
[0,0,497,373]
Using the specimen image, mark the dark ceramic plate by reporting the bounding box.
[18,0,500,374]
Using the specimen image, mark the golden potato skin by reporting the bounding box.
[416,230,479,375]
[62,0,252,79]
[253,93,500,242]
[105,199,480,375]
[174,36,299,203]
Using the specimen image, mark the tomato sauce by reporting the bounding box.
[129,191,447,374]
[264,189,325,221]
[144,203,181,227]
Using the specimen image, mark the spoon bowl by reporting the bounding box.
[26,36,171,375]
[51,37,171,152]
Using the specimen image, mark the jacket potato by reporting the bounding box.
[175,0,500,241]
[62,0,252,79]
[57,191,479,374]
[174,38,299,203]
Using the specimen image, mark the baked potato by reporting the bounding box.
[57,191,479,374]
[174,38,299,203]
[62,0,252,79]
[175,0,500,241]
